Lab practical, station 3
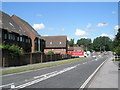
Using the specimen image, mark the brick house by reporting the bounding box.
[41,36,68,54]
[11,15,44,52]
[0,11,32,52]
[68,46,84,51]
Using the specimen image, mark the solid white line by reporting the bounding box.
[14,66,77,89]
[0,83,14,88]
[79,58,108,90]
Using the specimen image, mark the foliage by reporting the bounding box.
[46,51,54,55]
[68,39,74,47]
[0,44,10,50]
[77,38,92,51]
[9,45,24,57]
[93,36,113,52]
[0,44,24,58]
[114,28,120,55]
[33,51,42,53]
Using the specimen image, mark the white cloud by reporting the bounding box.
[61,28,65,31]
[43,35,48,36]
[112,11,116,14]
[86,24,92,29]
[47,27,54,30]
[67,37,71,41]
[33,24,45,30]
[36,14,43,16]
[75,29,87,36]
[100,33,114,39]
[114,25,120,30]
[97,23,108,27]
[81,37,88,39]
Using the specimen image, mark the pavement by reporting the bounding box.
[88,57,119,89]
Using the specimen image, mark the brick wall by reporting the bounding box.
[44,49,66,54]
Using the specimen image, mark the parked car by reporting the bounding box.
[92,55,96,59]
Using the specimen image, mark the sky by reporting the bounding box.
[1,2,119,43]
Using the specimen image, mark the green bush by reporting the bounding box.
[46,51,54,55]
[33,51,42,53]
[0,44,10,49]
[0,44,24,58]
[9,45,24,57]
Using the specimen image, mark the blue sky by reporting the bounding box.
[2,2,118,43]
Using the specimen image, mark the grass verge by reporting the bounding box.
[1,58,86,74]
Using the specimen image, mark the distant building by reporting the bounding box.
[11,15,44,52]
[68,46,84,51]
[41,36,68,54]
[0,11,32,52]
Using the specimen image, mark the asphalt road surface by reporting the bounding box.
[1,52,112,89]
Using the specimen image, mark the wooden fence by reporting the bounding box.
[1,50,71,67]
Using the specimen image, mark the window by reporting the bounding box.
[12,34,15,40]
[22,37,24,42]
[60,42,62,44]
[0,20,2,24]
[52,49,54,51]
[20,37,22,42]
[17,36,20,41]
[4,33,7,39]
[50,42,52,44]
[8,34,11,40]
[28,39,30,43]
[9,22,14,27]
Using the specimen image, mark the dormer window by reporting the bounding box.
[9,22,14,27]
[60,42,62,44]
[50,42,52,44]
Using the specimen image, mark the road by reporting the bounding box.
[1,52,112,89]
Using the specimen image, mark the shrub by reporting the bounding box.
[0,44,10,50]
[0,44,24,58]
[33,51,42,53]
[46,51,54,55]
[9,45,24,57]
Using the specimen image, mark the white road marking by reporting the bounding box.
[79,58,108,90]
[13,66,77,89]
[0,83,14,88]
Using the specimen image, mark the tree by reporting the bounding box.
[93,36,113,52]
[68,39,74,47]
[77,38,92,51]
[114,28,120,55]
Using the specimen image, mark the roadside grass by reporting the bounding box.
[1,58,86,74]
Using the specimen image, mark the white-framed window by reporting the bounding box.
[60,42,62,44]
[20,37,22,42]
[4,33,7,39]
[9,22,14,27]
[17,36,20,41]
[50,42,52,44]
[52,49,54,51]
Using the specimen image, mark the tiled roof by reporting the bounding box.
[11,15,40,37]
[41,36,67,48]
[68,46,83,51]
[0,11,29,36]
